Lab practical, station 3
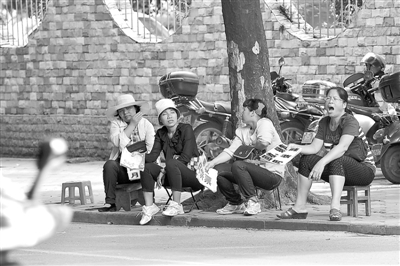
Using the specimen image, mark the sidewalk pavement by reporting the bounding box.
[1,157,399,235]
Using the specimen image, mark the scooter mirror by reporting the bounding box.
[278,57,285,66]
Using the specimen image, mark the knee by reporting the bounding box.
[232,160,245,171]
[165,158,180,171]
[103,160,118,170]
[329,158,343,168]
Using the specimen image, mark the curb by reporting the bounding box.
[72,210,400,236]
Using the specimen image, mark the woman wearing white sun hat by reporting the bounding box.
[139,98,202,225]
[99,94,155,212]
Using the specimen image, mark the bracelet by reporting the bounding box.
[160,168,166,175]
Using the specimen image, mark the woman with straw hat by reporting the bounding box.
[98,94,155,212]
[139,98,203,225]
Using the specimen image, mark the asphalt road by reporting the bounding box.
[11,223,400,266]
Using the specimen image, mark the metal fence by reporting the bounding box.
[114,0,191,43]
[1,0,361,47]
[1,0,48,47]
[280,0,363,39]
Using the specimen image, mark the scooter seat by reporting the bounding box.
[276,91,299,102]
[349,105,382,120]
[275,96,298,111]
[199,100,231,113]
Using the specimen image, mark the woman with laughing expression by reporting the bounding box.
[278,87,375,221]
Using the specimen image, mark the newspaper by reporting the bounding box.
[120,148,145,180]
[193,152,218,193]
[259,143,301,165]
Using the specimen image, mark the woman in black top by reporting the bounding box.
[139,99,202,225]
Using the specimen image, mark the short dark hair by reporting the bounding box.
[326,86,348,103]
[243,99,268,118]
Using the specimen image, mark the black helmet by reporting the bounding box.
[361,52,386,72]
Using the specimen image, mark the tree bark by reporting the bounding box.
[193,0,329,211]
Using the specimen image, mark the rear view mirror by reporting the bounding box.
[278,57,285,66]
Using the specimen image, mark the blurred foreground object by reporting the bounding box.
[0,138,73,265]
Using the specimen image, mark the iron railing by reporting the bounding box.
[114,0,191,43]
[1,0,48,47]
[279,0,363,39]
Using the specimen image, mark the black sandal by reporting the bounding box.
[277,208,308,219]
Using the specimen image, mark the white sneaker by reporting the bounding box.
[216,203,246,215]
[244,199,261,216]
[162,201,184,217]
[140,204,160,225]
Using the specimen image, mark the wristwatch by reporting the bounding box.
[160,168,166,175]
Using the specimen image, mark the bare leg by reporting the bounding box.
[143,191,154,206]
[293,174,313,213]
[329,175,345,210]
[172,191,181,204]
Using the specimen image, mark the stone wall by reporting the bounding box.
[1,0,399,159]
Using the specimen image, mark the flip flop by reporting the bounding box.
[277,207,308,219]
[329,208,342,221]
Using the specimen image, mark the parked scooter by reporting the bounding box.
[271,57,325,145]
[159,71,233,159]
[372,71,400,184]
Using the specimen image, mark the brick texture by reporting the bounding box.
[0,0,399,159]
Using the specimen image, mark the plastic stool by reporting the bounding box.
[61,181,94,205]
[115,183,145,211]
[340,185,371,217]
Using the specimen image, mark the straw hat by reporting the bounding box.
[106,94,150,121]
[155,98,181,125]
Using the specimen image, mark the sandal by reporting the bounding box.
[277,207,308,219]
[329,208,342,221]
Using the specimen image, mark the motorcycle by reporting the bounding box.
[371,71,400,184]
[159,71,233,159]
[271,57,325,146]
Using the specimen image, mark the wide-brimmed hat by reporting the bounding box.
[106,94,150,121]
[155,98,181,125]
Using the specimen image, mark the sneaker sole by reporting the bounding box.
[243,210,261,216]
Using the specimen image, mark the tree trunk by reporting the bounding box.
[194,0,329,211]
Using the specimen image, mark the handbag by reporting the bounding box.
[120,147,146,181]
[344,129,368,162]
[233,145,264,161]
[126,140,147,153]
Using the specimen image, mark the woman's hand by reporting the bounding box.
[156,171,165,189]
[308,160,326,181]
[130,112,143,126]
[287,143,300,150]
[205,161,215,172]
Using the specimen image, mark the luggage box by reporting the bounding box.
[159,71,199,98]
[379,72,400,103]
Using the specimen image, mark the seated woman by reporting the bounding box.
[278,87,375,221]
[99,94,155,212]
[205,99,284,216]
[139,98,202,225]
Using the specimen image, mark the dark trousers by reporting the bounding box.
[140,159,203,193]
[298,154,375,186]
[102,159,140,204]
[215,161,282,205]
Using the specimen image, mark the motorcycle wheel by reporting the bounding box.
[380,145,400,184]
[194,122,232,160]
[280,120,305,145]
[280,120,305,168]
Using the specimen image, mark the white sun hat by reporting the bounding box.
[106,94,150,121]
[155,98,181,125]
